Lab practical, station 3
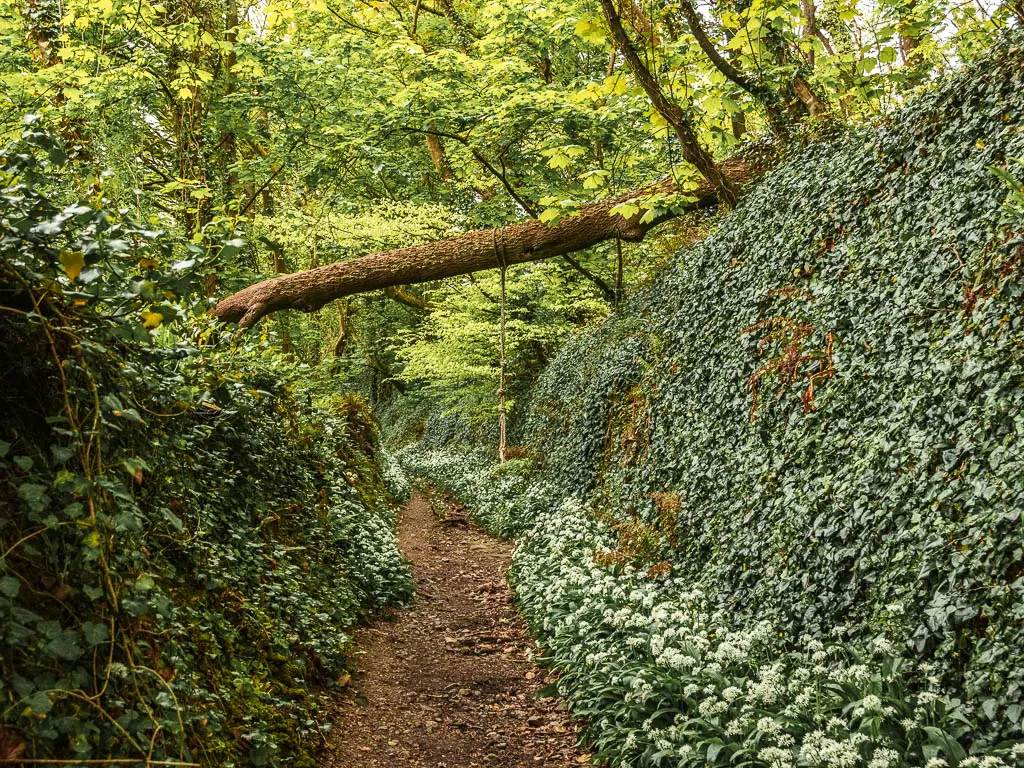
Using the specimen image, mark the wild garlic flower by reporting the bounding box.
[868,748,899,768]
[698,698,728,718]
[855,694,884,715]
[726,719,746,736]
[759,746,796,768]
[798,730,863,768]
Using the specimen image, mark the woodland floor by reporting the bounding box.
[321,490,592,768]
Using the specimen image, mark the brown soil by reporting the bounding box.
[320,491,592,768]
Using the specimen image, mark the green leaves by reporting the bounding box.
[922,726,967,764]
[0,577,20,598]
[420,36,1024,768]
[23,692,53,717]
[17,483,50,513]
[988,158,1024,220]
[43,631,84,662]
[573,19,607,46]
[81,621,110,647]
[543,144,588,171]
[0,132,411,766]
[539,207,563,224]
[609,201,640,219]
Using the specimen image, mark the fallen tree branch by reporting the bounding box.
[212,157,765,327]
[383,285,430,310]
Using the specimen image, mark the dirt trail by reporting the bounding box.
[321,490,590,768]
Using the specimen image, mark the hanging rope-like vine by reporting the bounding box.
[492,228,509,464]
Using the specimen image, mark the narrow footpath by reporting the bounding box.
[321,491,591,768]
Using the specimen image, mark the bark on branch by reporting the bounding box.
[384,285,430,310]
[212,158,764,327]
[599,0,740,207]
[676,0,789,133]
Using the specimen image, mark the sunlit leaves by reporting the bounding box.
[140,310,164,329]
[581,169,610,189]
[609,200,640,219]
[59,251,85,280]
[543,144,588,170]
[538,206,563,223]
[573,18,607,46]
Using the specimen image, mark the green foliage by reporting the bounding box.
[408,37,1024,766]
[0,130,411,765]
[2,0,1013,423]
[398,448,538,537]
[3,0,1024,763]
[395,262,611,431]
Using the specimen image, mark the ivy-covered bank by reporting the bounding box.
[402,38,1024,768]
[0,132,412,765]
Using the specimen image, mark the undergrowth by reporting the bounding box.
[404,36,1024,768]
[0,127,412,765]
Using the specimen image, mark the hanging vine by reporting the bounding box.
[493,228,509,464]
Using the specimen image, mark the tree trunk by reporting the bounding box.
[677,0,789,134]
[425,122,452,180]
[599,0,739,207]
[1011,0,1024,25]
[212,157,764,327]
[333,299,351,357]
[898,0,920,61]
[801,0,818,68]
[221,0,239,202]
[793,73,826,118]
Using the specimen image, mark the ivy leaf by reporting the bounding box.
[50,446,74,464]
[82,622,109,646]
[24,691,53,716]
[44,630,83,661]
[17,483,49,512]
[0,576,20,598]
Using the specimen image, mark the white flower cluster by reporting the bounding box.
[379,448,411,502]
[396,448,534,535]
[400,453,1022,767]
[508,498,1019,768]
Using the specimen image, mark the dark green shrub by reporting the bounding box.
[0,127,412,765]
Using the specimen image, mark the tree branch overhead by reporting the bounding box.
[212,158,764,327]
